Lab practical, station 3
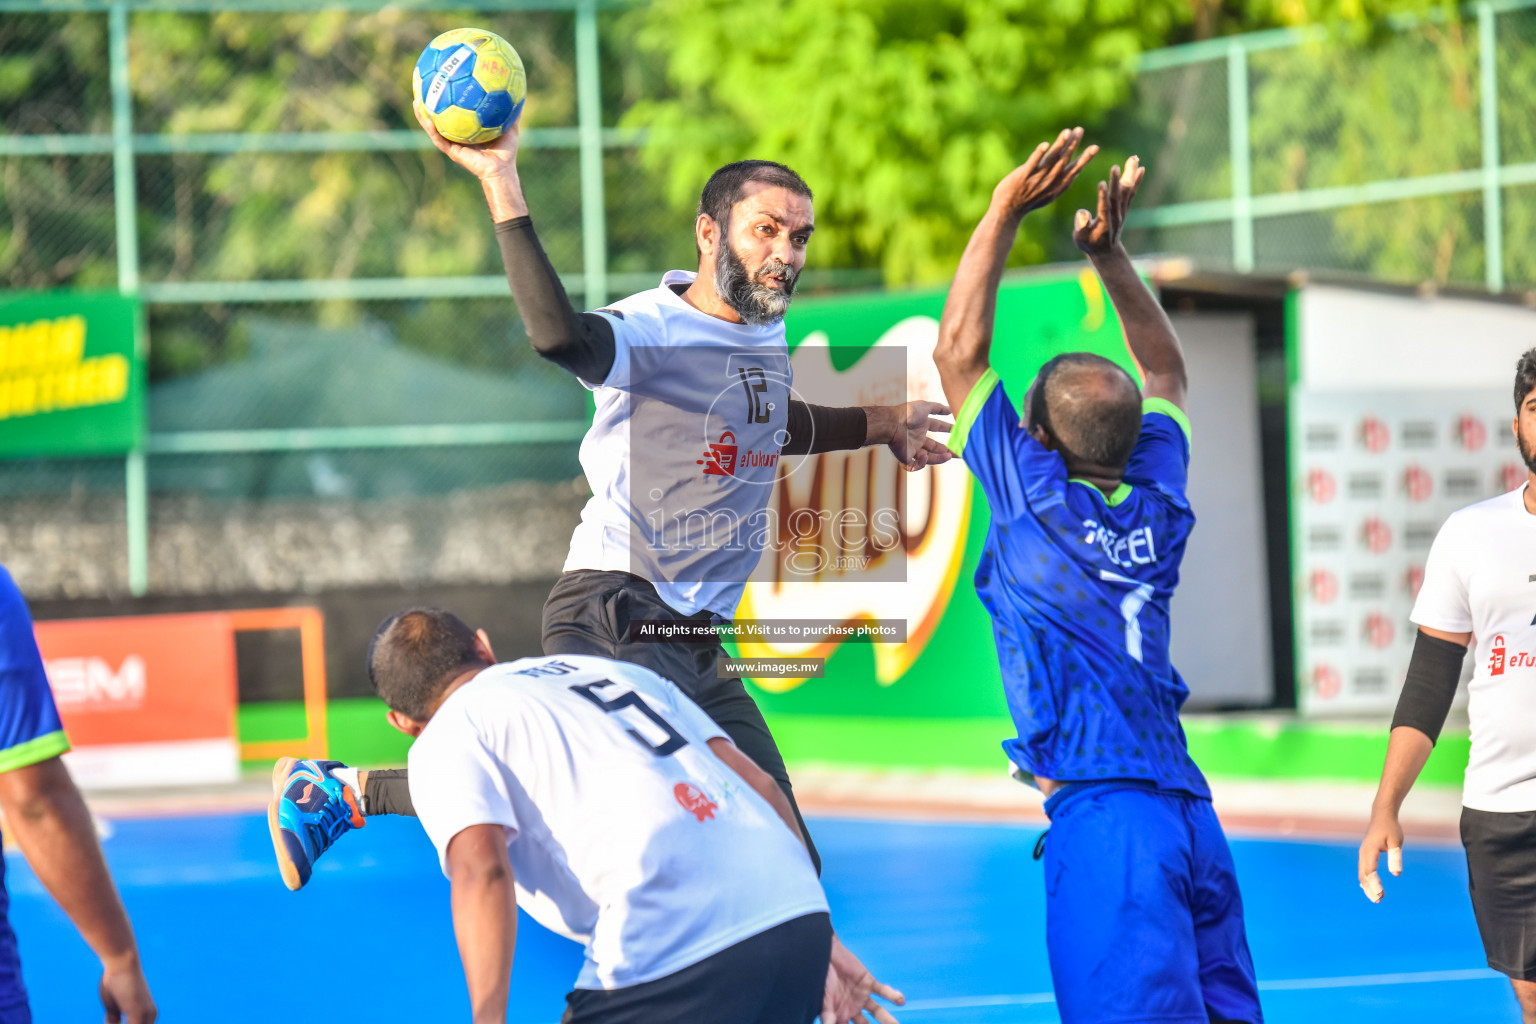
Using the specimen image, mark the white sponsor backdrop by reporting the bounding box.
[1293,285,1536,716]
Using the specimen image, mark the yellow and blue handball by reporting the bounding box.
[412,28,526,145]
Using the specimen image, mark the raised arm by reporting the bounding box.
[446,824,518,1024]
[1071,157,1186,409]
[934,129,1098,416]
[0,755,155,1023]
[413,103,615,384]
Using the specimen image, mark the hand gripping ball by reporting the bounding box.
[413,28,527,145]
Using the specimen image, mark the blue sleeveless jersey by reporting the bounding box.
[949,369,1208,798]
[0,566,71,1015]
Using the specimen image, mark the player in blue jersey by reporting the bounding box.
[0,566,155,1023]
[933,130,1262,1024]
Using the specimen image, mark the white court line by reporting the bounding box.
[899,967,1503,1012]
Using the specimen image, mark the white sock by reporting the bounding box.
[328,766,363,805]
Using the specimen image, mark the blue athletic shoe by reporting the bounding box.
[268,757,364,891]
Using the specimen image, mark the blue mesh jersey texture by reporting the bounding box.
[949,370,1209,797]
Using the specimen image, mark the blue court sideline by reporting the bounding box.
[11,814,1514,1022]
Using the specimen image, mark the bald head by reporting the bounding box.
[1026,353,1142,472]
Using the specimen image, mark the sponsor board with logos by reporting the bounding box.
[1294,390,1510,715]
[0,292,144,457]
[34,612,240,788]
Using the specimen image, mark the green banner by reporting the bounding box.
[738,267,1137,726]
[0,292,144,457]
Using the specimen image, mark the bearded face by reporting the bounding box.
[713,234,799,326]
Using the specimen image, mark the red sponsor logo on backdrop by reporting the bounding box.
[1363,612,1395,650]
[1490,635,1507,676]
[1402,464,1433,502]
[1306,468,1337,504]
[1308,570,1339,604]
[673,782,718,822]
[1456,414,1487,452]
[1359,416,1390,453]
[1312,664,1342,700]
[1404,565,1425,599]
[1360,517,1393,554]
[35,613,237,748]
[1501,463,1526,493]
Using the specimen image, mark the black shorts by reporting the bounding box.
[1462,806,1536,980]
[542,569,820,874]
[561,913,831,1024]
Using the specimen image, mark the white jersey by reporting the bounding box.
[564,270,791,617]
[407,653,827,990]
[1412,484,1536,812]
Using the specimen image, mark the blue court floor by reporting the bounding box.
[11,813,1516,1023]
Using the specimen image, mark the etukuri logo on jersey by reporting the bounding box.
[697,430,779,477]
[1487,635,1536,676]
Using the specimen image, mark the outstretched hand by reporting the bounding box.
[413,100,520,181]
[888,400,953,472]
[823,935,905,1024]
[1073,155,1144,257]
[990,128,1098,223]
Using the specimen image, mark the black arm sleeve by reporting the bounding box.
[361,768,416,817]
[783,401,869,456]
[1389,629,1468,744]
[495,216,616,384]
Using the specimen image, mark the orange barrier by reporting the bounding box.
[227,607,329,762]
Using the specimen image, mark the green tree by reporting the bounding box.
[623,0,1198,286]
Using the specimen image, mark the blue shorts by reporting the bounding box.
[1042,781,1262,1024]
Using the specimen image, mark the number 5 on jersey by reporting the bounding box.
[570,680,689,756]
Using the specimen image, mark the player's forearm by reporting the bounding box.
[0,757,140,970]
[934,208,1018,406]
[1371,726,1435,818]
[479,171,529,222]
[450,854,517,1024]
[495,217,616,382]
[1088,244,1186,402]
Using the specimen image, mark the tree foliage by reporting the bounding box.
[623,0,1195,285]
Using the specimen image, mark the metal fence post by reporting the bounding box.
[110,1,149,595]
[575,0,608,309]
[1228,41,1255,274]
[1479,1,1504,293]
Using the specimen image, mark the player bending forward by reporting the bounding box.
[932,131,1263,1024]
[1360,349,1536,1024]
[355,606,871,1024]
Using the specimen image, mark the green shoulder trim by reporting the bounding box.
[1069,479,1135,506]
[0,730,70,774]
[947,367,1002,456]
[1143,397,1191,441]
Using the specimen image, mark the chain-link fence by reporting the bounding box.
[1124,1,1533,293]
[0,0,651,597]
[7,0,1535,599]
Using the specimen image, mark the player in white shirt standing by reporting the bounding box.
[1359,349,1536,1023]
[368,606,876,1024]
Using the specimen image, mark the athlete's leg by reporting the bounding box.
[559,912,830,1024]
[1043,784,1206,1024]
[1462,807,1536,1021]
[542,570,822,872]
[1184,798,1263,1024]
[1512,979,1536,1024]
